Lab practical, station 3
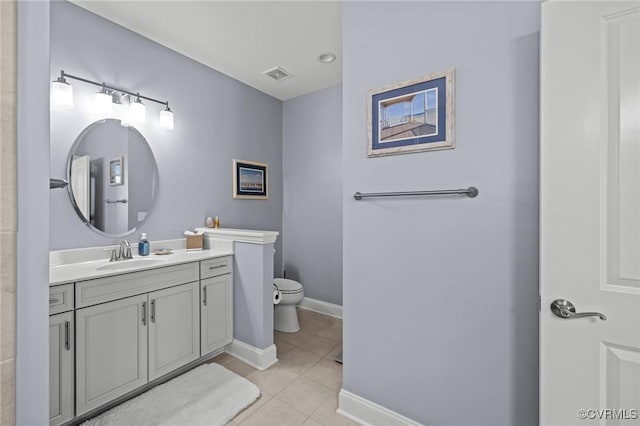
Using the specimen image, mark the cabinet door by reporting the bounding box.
[75,294,148,415]
[201,274,233,356]
[148,282,200,381]
[49,312,74,426]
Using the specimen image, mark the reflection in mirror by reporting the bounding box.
[67,119,159,237]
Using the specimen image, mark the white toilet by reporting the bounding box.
[274,278,304,333]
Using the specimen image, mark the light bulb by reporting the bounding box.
[130,96,146,124]
[160,105,174,130]
[94,85,113,116]
[51,77,74,108]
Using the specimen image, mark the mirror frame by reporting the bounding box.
[66,118,159,238]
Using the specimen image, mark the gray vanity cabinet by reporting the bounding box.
[49,311,74,426]
[148,282,200,380]
[75,294,149,416]
[52,256,233,423]
[201,274,233,356]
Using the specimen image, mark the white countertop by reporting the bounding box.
[49,248,233,286]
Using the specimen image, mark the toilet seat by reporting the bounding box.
[274,278,303,294]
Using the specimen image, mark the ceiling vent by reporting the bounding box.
[263,66,293,81]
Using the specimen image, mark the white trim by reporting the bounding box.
[297,297,343,319]
[198,228,279,245]
[337,389,423,426]
[225,340,277,371]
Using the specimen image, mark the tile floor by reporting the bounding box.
[211,308,357,426]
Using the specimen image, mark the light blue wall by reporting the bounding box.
[342,2,540,425]
[49,1,284,273]
[282,85,343,305]
[17,1,51,423]
[233,242,275,349]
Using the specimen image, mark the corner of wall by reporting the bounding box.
[16,1,51,424]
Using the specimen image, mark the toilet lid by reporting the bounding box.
[274,278,303,293]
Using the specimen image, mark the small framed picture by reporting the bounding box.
[109,156,124,186]
[368,68,455,157]
[233,159,268,200]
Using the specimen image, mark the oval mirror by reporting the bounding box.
[67,119,159,237]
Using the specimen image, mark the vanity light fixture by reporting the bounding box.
[160,104,174,130]
[129,94,146,124]
[50,70,174,130]
[51,73,74,107]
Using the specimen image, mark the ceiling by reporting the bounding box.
[70,1,342,101]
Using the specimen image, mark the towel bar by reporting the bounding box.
[353,186,479,200]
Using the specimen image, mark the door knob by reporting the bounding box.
[551,299,606,321]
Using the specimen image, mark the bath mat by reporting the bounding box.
[82,363,260,426]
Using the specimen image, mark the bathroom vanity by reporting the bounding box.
[48,250,233,426]
[47,110,279,425]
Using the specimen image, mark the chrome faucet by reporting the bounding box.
[105,240,133,262]
[120,240,133,260]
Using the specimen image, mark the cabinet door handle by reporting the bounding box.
[50,297,60,304]
[203,287,207,306]
[142,302,147,326]
[151,300,156,323]
[64,321,70,351]
[208,264,226,270]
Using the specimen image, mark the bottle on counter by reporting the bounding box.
[138,233,150,256]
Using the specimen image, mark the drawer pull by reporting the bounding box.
[142,302,147,326]
[151,300,156,323]
[203,287,207,306]
[50,297,61,304]
[208,264,226,270]
[64,321,70,351]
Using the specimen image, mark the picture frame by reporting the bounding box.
[233,159,268,200]
[367,68,455,157]
[109,156,124,186]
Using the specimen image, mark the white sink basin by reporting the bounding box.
[96,258,167,271]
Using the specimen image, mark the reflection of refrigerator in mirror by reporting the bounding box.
[70,155,90,221]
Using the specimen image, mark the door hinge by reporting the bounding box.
[538,295,542,312]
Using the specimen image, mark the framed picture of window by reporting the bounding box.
[367,68,455,157]
[233,159,268,200]
[109,156,124,186]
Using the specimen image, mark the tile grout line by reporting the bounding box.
[225,309,344,425]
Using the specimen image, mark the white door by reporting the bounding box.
[75,294,148,415]
[148,282,200,381]
[70,155,90,220]
[540,1,640,425]
[201,274,233,356]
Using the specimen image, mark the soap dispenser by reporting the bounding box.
[138,233,150,256]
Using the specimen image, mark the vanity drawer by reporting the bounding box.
[76,262,200,308]
[49,284,74,315]
[200,256,232,279]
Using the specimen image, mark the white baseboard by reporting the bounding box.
[297,297,343,319]
[225,340,278,371]
[337,389,422,426]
